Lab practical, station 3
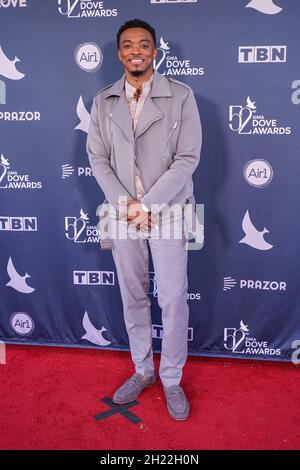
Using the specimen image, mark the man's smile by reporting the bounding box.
[129,59,144,64]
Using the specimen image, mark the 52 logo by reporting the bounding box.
[229,96,256,134]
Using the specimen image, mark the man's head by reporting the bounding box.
[117,19,157,79]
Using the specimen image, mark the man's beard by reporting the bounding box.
[130,70,144,77]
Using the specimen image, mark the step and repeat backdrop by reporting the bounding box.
[1,0,300,362]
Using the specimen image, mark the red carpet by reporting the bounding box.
[1,344,300,450]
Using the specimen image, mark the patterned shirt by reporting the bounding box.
[125,74,154,200]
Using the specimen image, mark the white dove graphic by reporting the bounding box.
[0,46,25,80]
[246,96,256,110]
[240,320,249,332]
[154,37,171,72]
[159,37,170,51]
[1,154,9,166]
[79,209,89,221]
[6,257,35,294]
[239,210,273,250]
[81,311,111,346]
[245,0,282,15]
[74,96,91,134]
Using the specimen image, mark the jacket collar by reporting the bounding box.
[103,70,173,99]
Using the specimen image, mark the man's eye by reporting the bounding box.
[141,44,149,48]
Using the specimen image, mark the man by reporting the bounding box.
[87,19,202,421]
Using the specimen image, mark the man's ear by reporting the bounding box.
[118,50,121,62]
[153,48,158,60]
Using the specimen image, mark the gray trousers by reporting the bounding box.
[111,219,189,387]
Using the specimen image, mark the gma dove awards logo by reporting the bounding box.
[0,154,43,189]
[229,96,291,135]
[57,0,117,18]
[0,0,27,8]
[65,208,100,243]
[224,320,281,356]
[154,37,204,77]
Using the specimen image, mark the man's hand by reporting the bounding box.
[118,199,157,232]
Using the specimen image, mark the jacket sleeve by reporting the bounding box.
[86,96,133,210]
[140,89,202,214]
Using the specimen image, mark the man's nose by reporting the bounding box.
[131,45,141,55]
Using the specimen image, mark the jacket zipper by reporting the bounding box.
[134,113,164,140]
[163,120,178,159]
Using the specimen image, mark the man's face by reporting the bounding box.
[118,27,157,78]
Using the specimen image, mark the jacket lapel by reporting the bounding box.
[109,92,134,145]
[134,98,164,139]
[103,71,173,141]
[103,75,134,145]
[135,71,172,139]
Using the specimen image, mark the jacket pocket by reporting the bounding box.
[162,120,178,159]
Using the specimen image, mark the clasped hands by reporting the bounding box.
[118,199,157,232]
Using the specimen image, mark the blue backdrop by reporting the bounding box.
[1,0,300,362]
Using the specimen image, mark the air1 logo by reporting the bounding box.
[229,96,291,135]
[243,159,273,188]
[10,312,34,336]
[57,0,118,18]
[74,43,103,72]
[239,46,286,63]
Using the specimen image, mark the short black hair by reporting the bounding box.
[117,19,156,49]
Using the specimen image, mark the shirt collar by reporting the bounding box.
[125,73,154,100]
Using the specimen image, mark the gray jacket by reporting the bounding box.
[86,70,202,216]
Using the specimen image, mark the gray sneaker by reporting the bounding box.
[163,385,190,421]
[113,372,156,404]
